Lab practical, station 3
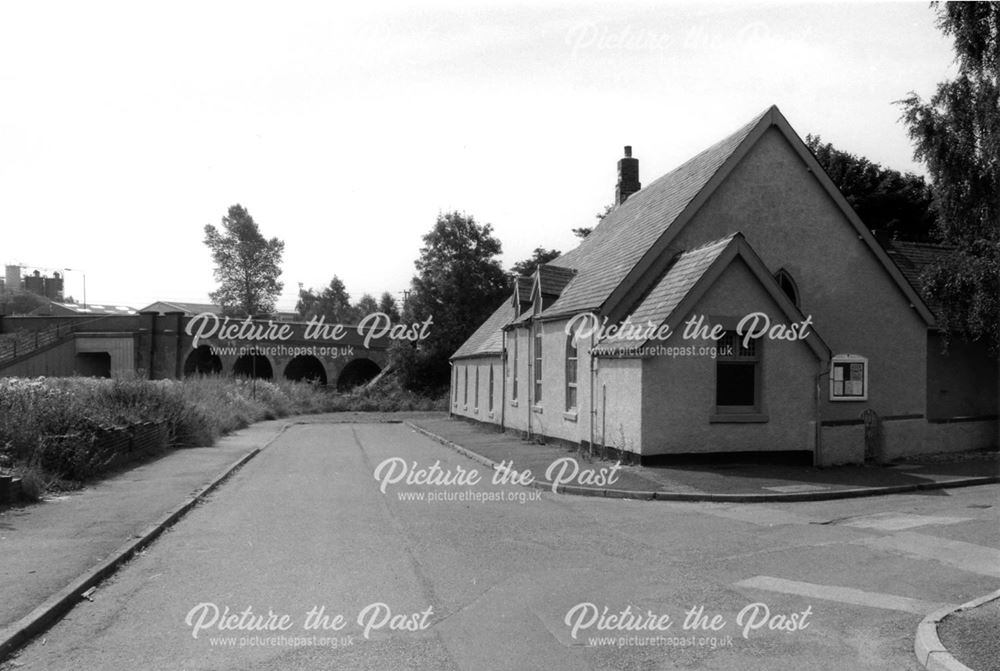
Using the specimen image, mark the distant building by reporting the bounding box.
[139,301,298,322]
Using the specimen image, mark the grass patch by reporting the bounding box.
[0,374,445,492]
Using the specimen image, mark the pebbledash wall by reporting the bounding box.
[449,110,997,466]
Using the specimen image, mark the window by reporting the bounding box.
[453,367,458,403]
[830,354,868,401]
[474,366,480,410]
[488,365,494,412]
[511,334,518,401]
[463,366,468,407]
[565,333,578,411]
[775,269,799,308]
[715,331,760,410]
[534,326,543,403]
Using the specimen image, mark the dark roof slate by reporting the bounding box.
[450,299,515,359]
[543,108,769,316]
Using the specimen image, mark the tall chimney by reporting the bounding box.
[615,145,640,206]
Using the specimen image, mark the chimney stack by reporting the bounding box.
[615,145,640,206]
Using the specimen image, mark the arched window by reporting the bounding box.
[775,269,799,308]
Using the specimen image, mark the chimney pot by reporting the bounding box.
[615,145,640,206]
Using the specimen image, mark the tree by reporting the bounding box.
[900,2,999,354]
[510,247,561,276]
[378,291,400,321]
[296,276,356,323]
[395,211,508,392]
[204,205,285,317]
[354,293,379,318]
[805,135,937,241]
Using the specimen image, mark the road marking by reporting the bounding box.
[762,484,830,493]
[840,513,971,531]
[854,532,1000,578]
[734,576,954,614]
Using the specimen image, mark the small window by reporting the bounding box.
[453,367,458,404]
[474,366,480,411]
[830,354,868,401]
[715,331,760,410]
[463,366,468,407]
[565,332,578,411]
[488,365,494,412]
[775,269,799,308]
[534,326,543,404]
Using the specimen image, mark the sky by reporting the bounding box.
[0,1,957,312]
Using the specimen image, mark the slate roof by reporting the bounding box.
[514,277,533,305]
[537,265,577,296]
[140,301,222,315]
[543,108,769,316]
[885,240,954,318]
[451,299,516,359]
[591,235,735,353]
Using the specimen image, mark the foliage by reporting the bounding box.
[0,375,445,493]
[296,275,355,323]
[510,247,561,276]
[805,135,938,241]
[395,211,508,393]
[899,2,1000,354]
[378,291,400,321]
[204,205,285,317]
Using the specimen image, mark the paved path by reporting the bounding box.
[0,419,288,632]
[1,421,996,670]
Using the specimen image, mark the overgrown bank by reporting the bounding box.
[0,375,445,498]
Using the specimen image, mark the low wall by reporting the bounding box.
[819,416,998,466]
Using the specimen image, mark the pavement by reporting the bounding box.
[407,416,1000,502]
[0,410,995,669]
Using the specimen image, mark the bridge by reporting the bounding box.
[0,311,414,390]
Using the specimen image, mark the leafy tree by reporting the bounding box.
[354,293,379,318]
[395,211,508,392]
[296,276,356,323]
[378,291,400,321]
[900,2,999,354]
[204,205,284,317]
[510,247,561,276]
[805,135,937,241]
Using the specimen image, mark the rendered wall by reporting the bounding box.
[639,258,817,456]
[669,127,928,424]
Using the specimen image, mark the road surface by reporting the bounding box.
[3,422,998,670]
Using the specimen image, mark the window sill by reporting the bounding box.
[710,412,769,423]
[532,405,544,414]
[830,397,868,402]
[563,410,578,422]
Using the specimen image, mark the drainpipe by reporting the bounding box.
[588,325,595,457]
[500,329,507,432]
[814,361,829,467]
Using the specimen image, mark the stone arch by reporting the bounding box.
[233,353,274,379]
[337,358,381,391]
[284,355,328,385]
[183,345,223,376]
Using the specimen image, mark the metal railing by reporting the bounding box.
[0,322,78,367]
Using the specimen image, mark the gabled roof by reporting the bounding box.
[140,301,222,315]
[544,108,769,316]
[536,264,576,297]
[541,105,936,327]
[514,277,533,306]
[592,233,829,360]
[450,300,515,360]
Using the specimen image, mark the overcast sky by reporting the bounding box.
[0,1,956,311]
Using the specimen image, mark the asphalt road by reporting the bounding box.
[4,422,998,671]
